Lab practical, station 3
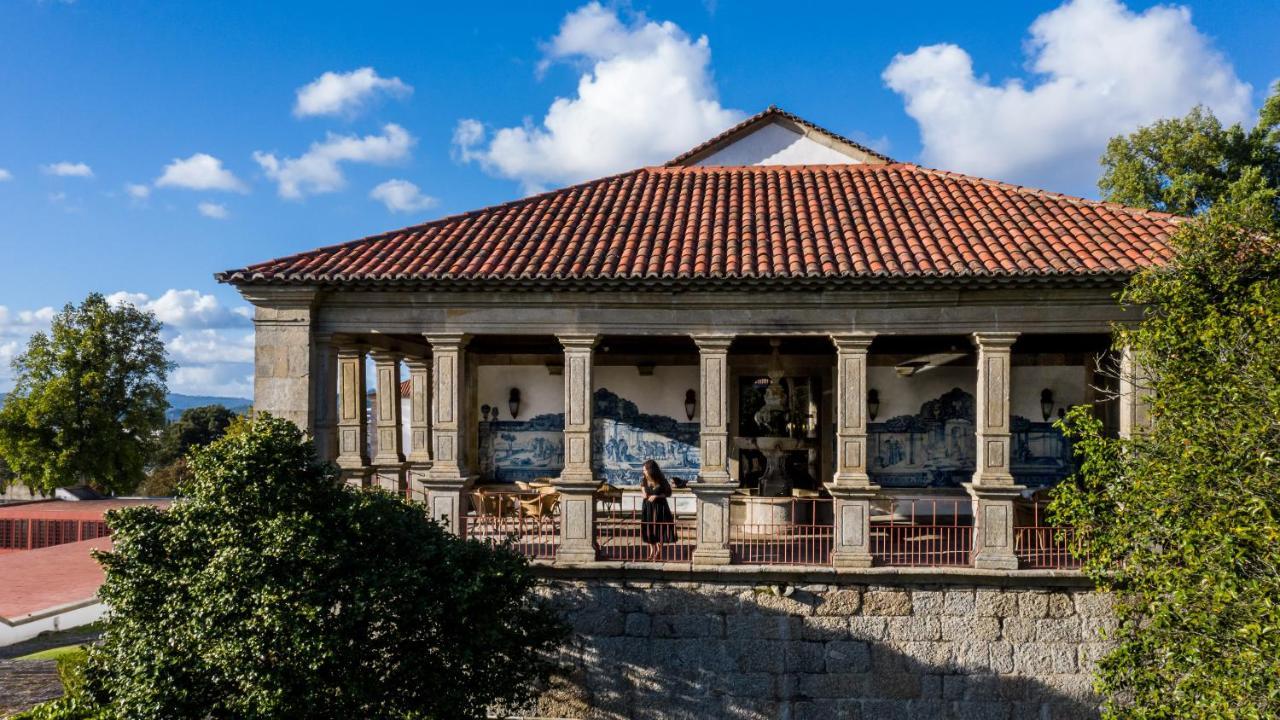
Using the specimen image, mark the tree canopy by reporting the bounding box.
[69,414,563,719]
[0,293,170,494]
[1098,84,1280,219]
[1051,185,1280,717]
[135,404,240,496]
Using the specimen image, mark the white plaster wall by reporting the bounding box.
[694,122,862,166]
[1012,366,1086,420]
[477,365,564,420]
[866,367,975,421]
[865,365,1086,422]
[593,366,699,420]
[476,364,699,422]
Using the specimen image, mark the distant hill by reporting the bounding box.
[166,393,252,422]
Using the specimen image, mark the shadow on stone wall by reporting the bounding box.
[521,580,1111,720]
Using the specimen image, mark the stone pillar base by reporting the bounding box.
[553,479,599,565]
[372,463,408,496]
[425,474,475,535]
[406,462,432,503]
[828,484,879,569]
[339,466,372,489]
[965,483,1024,570]
[690,483,736,567]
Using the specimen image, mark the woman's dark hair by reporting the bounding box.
[643,459,671,494]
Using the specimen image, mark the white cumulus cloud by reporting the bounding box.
[0,169,12,182]
[42,161,93,178]
[370,179,437,213]
[294,67,412,118]
[882,0,1253,195]
[106,289,251,329]
[197,201,229,219]
[454,2,743,193]
[167,329,254,365]
[125,183,150,200]
[168,363,253,399]
[0,306,56,390]
[254,123,415,199]
[155,153,248,193]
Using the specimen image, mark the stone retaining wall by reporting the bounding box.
[528,576,1113,719]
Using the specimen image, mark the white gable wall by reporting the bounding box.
[693,121,864,166]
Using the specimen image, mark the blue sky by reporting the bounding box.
[0,0,1276,397]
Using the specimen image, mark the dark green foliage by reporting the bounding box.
[1051,188,1280,718]
[1098,84,1280,220]
[79,414,565,719]
[153,404,238,467]
[138,404,239,495]
[0,294,170,494]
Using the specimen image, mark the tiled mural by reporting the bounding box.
[478,388,700,485]
[868,387,1073,488]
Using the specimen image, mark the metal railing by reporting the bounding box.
[1014,502,1085,569]
[871,498,973,567]
[594,499,695,563]
[729,497,833,566]
[461,490,560,560]
[0,518,110,552]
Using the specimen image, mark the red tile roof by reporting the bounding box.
[217,163,1181,290]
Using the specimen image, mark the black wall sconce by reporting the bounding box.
[508,388,522,419]
[684,389,697,421]
[480,404,491,422]
[1040,388,1054,421]
[867,388,880,421]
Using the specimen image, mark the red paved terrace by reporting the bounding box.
[0,537,110,623]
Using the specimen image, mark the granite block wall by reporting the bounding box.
[526,578,1114,720]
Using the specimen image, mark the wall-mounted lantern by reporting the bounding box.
[489,406,501,422]
[867,388,880,421]
[508,388,522,419]
[684,389,697,421]
[1040,388,1054,421]
[481,404,492,422]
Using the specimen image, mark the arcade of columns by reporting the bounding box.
[310,330,1149,571]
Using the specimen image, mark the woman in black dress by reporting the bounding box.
[640,459,676,561]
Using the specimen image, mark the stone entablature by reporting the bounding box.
[528,574,1113,719]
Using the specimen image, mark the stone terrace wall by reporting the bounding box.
[527,577,1114,720]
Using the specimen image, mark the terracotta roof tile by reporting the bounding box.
[217,164,1182,290]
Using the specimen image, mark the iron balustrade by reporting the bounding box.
[871,498,973,567]
[1014,501,1085,569]
[728,497,834,566]
[593,497,695,563]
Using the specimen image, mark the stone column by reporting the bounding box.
[404,356,433,502]
[335,344,371,488]
[690,335,734,566]
[555,334,599,565]
[311,332,339,463]
[425,334,473,534]
[965,332,1023,570]
[829,333,877,569]
[1118,345,1153,438]
[240,287,318,433]
[370,350,408,496]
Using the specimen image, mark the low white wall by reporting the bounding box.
[0,601,105,647]
[476,364,698,422]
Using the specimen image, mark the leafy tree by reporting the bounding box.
[137,404,239,495]
[75,414,564,720]
[153,404,239,467]
[1099,84,1280,219]
[1051,185,1280,718]
[0,294,170,495]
